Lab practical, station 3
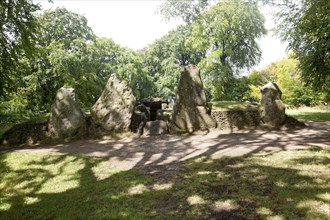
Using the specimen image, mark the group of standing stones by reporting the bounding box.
[45,65,302,139]
[0,63,304,146]
[48,74,136,139]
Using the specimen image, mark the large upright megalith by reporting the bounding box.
[171,65,216,133]
[48,87,86,138]
[91,74,136,133]
[260,82,286,127]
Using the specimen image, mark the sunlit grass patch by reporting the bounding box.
[0,152,158,219]
[0,147,329,219]
[286,106,330,121]
[211,101,258,110]
[167,148,330,219]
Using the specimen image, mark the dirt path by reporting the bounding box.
[2,121,329,172]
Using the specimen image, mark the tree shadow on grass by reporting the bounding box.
[0,146,329,219]
[291,156,330,165]
[149,148,330,219]
[0,152,161,219]
[0,121,329,219]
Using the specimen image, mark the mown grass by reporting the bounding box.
[286,106,330,121]
[1,147,329,219]
[211,101,259,110]
[0,153,158,219]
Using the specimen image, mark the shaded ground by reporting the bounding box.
[1,121,329,219]
[2,121,329,173]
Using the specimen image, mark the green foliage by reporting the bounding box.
[159,0,329,103]
[31,8,96,109]
[247,57,326,106]
[115,47,154,100]
[37,7,94,49]
[244,68,276,102]
[0,0,40,98]
[186,0,266,100]
[2,0,329,126]
[158,0,210,23]
[275,0,330,94]
[211,101,258,110]
[139,25,203,97]
[10,8,153,113]
[0,6,156,126]
[187,0,266,69]
[155,1,267,101]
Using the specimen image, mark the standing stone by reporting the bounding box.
[48,87,86,138]
[260,82,286,127]
[143,120,169,136]
[171,65,216,133]
[130,104,149,135]
[91,74,136,133]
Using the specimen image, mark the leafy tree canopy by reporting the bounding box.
[158,0,272,23]
[187,0,266,70]
[37,7,95,48]
[247,57,327,106]
[0,0,40,98]
[275,0,330,92]
[185,0,266,100]
[158,0,211,23]
[139,25,204,97]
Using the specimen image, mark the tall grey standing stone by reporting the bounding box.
[171,65,216,133]
[91,74,136,133]
[260,82,286,127]
[48,87,86,138]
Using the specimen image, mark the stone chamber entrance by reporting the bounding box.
[142,98,168,121]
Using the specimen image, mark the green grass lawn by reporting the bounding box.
[1,148,329,219]
[286,106,330,121]
[211,101,259,110]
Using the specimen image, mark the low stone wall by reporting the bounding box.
[131,108,261,132]
[211,109,260,129]
[1,121,48,145]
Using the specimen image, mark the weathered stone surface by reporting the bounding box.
[48,87,86,138]
[144,120,169,136]
[1,122,48,146]
[260,82,286,127]
[91,74,136,133]
[136,104,150,121]
[156,109,172,122]
[283,115,305,128]
[171,65,216,133]
[130,104,149,135]
[142,98,168,121]
[212,109,260,129]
